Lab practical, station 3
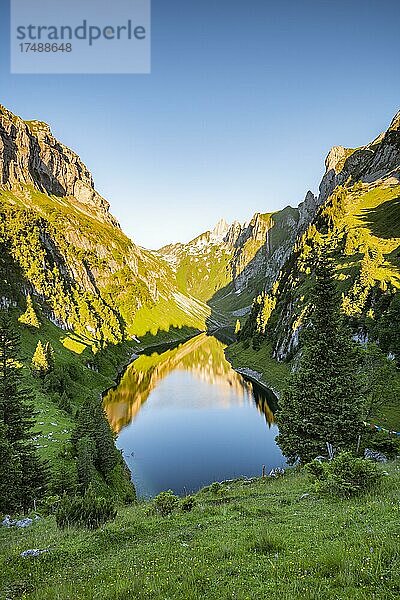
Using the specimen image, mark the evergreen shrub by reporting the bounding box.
[306,452,384,498]
[153,490,179,516]
[55,486,117,529]
[181,495,196,512]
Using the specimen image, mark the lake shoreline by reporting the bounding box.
[225,357,281,400]
[104,333,285,497]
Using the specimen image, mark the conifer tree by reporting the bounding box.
[73,398,119,482]
[50,459,78,496]
[31,340,50,377]
[276,252,363,464]
[18,444,46,510]
[0,422,20,512]
[0,314,35,442]
[59,391,72,414]
[235,319,241,335]
[44,341,55,372]
[18,294,40,329]
[76,436,97,490]
[0,313,45,510]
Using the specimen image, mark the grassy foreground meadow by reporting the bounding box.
[1,462,399,600]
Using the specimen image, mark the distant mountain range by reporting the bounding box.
[1,103,399,360]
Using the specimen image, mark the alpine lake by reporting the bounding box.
[103,333,285,498]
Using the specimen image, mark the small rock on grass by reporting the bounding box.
[20,549,48,558]
[2,515,40,528]
[15,518,33,528]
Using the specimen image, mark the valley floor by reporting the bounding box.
[1,462,399,600]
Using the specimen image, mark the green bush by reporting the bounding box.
[305,459,325,479]
[55,487,117,529]
[307,452,384,498]
[210,482,222,495]
[39,494,61,515]
[153,490,179,516]
[365,430,400,459]
[181,496,196,512]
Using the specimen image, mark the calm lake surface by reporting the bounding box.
[103,333,285,497]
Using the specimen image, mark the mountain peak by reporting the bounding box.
[211,218,230,241]
[0,105,119,228]
[389,109,400,132]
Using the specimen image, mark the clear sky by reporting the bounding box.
[1,0,399,249]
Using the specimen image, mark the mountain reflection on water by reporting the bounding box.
[103,334,284,497]
[104,333,276,433]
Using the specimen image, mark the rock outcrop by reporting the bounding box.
[318,110,400,204]
[247,108,400,361]
[0,105,118,227]
[0,105,212,340]
[160,195,318,317]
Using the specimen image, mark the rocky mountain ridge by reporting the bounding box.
[239,109,400,363]
[0,105,118,227]
[318,109,400,204]
[160,190,320,320]
[0,105,214,342]
[2,102,398,354]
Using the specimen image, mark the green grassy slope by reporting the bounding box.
[226,341,290,394]
[0,186,212,344]
[1,462,399,600]
[11,311,131,490]
[232,178,400,422]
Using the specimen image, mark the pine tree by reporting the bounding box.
[76,436,97,490]
[18,444,46,511]
[31,340,50,377]
[73,398,119,481]
[0,314,35,442]
[235,319,241,335]
[276,253,363,464]
[51,460,78,496]
[0,422,21,512]
[0,313,45,510]
[59,391,72,414]
[18,294,40,329]
[44,341,55,372]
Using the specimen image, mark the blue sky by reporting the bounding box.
[1,0,399,248]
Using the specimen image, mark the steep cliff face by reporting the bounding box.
[0,105,117,227]
[318,110,400,204]
[229,205,304,294]
[0,105,210,342]
[7,101,394,352]
[0,104,325,339]
[240,109,400,361]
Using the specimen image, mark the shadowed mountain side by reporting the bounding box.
[205,214,300,333]
[359,197,400,240]
[0,104,322,348]
[230,110,400,366]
